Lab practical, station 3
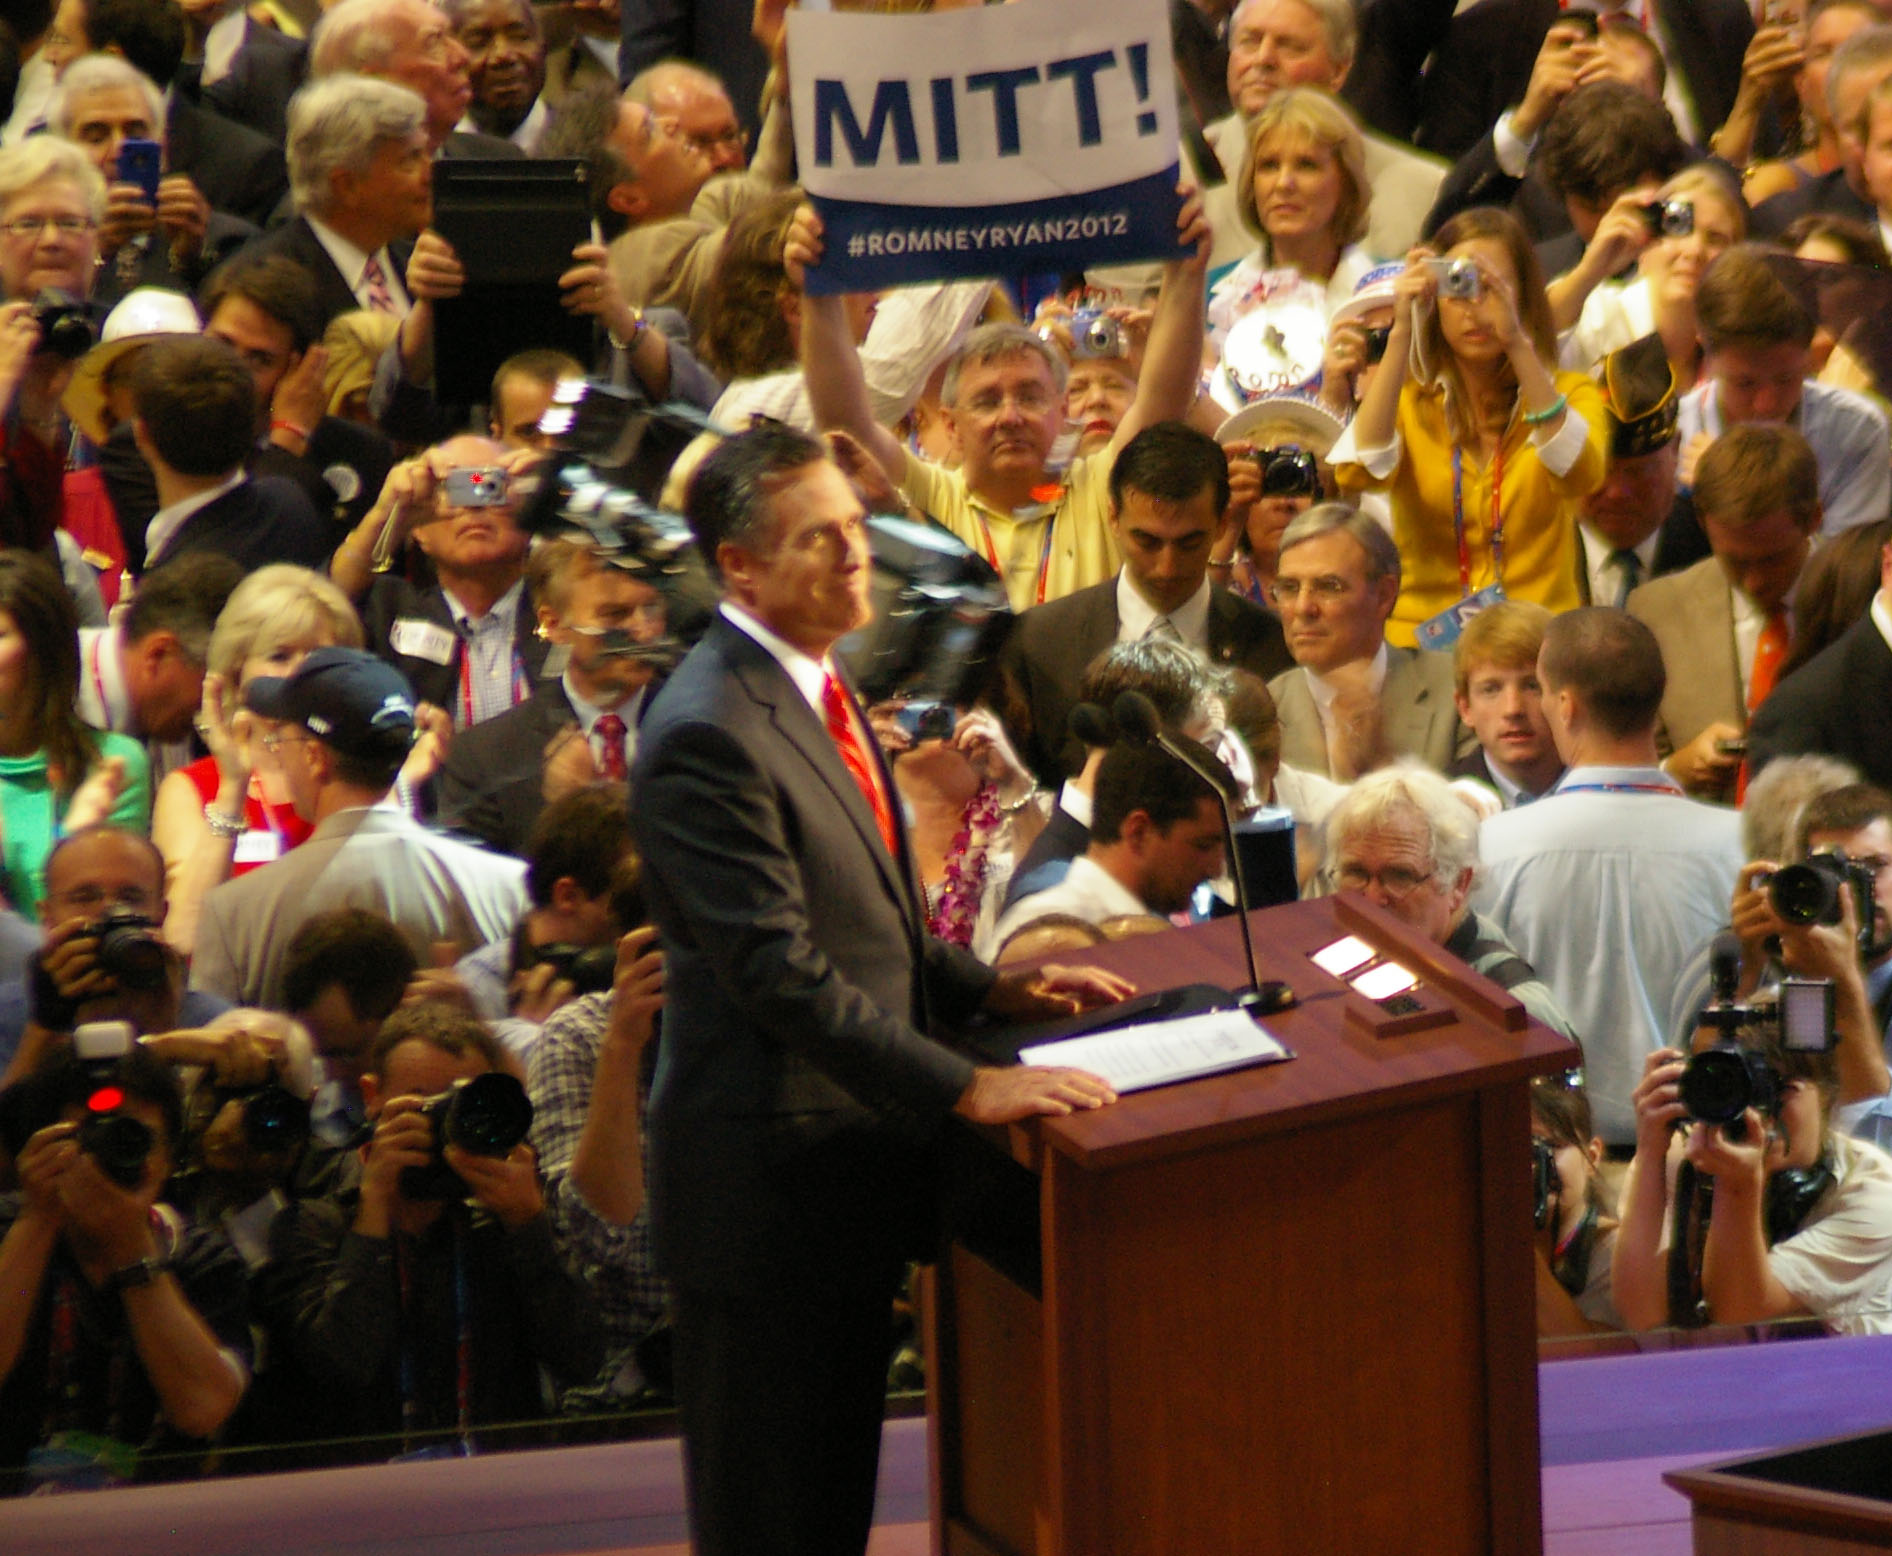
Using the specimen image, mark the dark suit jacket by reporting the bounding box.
[631,617,993,1295]
[1751,166,1877,240]
[91,210,256,312]
[237,216,418,330]
[438,680,577,855]
[166,92,288,228]
[1342,0,1460,142]
[999,800,1090,912]
[1414,0,1751,161]
[140,476,332,578]
[197,18,308,144]
[359,573,554,714]
[441,130,526,159]
[250,415,396,533]
[998,576,1292,786]
[1750,613,1892,790]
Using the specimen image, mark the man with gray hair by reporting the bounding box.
[310,0,519,157]
[238,74,431,329]
[45,54,251,308]
[1266,503,1469,781]
[443,0,552,154]
[1753,23,1892,236]
[1323,763,1576,1041]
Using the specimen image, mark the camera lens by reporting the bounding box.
[241,1085,311,1154]
[1361,325,1391,364]
[79,1112,154,1188]
[93,913,169,992]
[1771,860,1842,926]
[441,1072,534,1157]
[1679,1048,1758,1127]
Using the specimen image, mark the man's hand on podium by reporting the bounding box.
[984,963,1135,1021]
[954,1064,1118,1124]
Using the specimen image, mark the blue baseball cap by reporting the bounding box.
[245,646,417,760]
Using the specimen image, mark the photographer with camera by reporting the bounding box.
[0,1035,248,1491]
[416,788,646,1058]
[1333,206,1609,645]
[257,1002,601,1451]
[1532,1076,1623,1338]
[0,826,228,1093]
[1211,398,1343,613]
[1613,1019,1892,1336]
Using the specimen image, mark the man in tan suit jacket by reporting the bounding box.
[1266,504,1470,780]
[1625,424,1820,801]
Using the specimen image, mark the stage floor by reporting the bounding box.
[12,1334,1892,1556]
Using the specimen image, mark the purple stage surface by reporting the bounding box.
[9,1339,1892,1555]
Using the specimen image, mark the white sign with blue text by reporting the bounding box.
[788,0,1185,293]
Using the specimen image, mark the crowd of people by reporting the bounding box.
[3,0,1892,1531]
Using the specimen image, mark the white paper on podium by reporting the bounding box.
[1018,1007,1292,1094]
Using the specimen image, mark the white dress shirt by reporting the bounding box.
[305,216,413,317]
[1577,521,1660,610]
[1114,569,1212,648]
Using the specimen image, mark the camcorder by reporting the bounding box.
[1679,936,1835,1141]
[1254,445,1322,499]
[1069,308,1123,360]
[398,1072,536,1201]
[1640,198,1694,239]
[1427,257,1481,300]
[1762,849,1885,961]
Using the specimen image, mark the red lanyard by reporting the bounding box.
[457,637,530,728]
[89,636,113,728]
[971,504,1060,607]
[1450,437,1506,598]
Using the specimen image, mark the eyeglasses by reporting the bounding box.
[1269,575,1355,606]
[1332,862,1437,901]
[683,125,748,158]
[1,215,95,240]
[962,386,1056,419]
[260,728,314,754]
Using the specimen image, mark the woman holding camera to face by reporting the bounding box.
[1613,1029,1892,1335]
[1532,1078,1624,1339]
[1559,165,1748,384]
[1333,207,1609,647]
[1207,89,1376,409]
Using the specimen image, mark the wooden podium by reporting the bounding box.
[926,896,1581,1556]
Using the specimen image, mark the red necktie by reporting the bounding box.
[822,673,898,857]
[593,712,628,783]
[362,253,397,314]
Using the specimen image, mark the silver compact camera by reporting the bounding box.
[1070,308,1123,359]
[1427,257,1481,301]
[1641,198,1694,239]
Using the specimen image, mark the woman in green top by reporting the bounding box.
[0,551,147,918]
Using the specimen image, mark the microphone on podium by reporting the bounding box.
[1110,691,1292,1019]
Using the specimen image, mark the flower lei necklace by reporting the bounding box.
[927,781,1002,948]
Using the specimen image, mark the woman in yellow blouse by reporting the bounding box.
[1334,208,1609,647]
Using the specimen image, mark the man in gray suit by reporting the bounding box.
[1266,504,1470,780]
[191,648,525,1010]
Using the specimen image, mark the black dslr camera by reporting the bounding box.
[31,289,96,360]
[1254,444,1322,499]
[528,941,617,997]
[86,907,170,992]
[1679,937,1835,1140]
[1767,849,1883,960]
[398,1072,536,1201]
[71,1020,154,1188]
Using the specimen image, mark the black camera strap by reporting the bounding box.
[1766,1154,1837,1246]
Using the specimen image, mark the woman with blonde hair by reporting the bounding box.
[150,566,364,953]
[1207,87,1375,409]
[1334,206,1609,645]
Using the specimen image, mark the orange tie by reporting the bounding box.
[822,673,899,857]
[1737,609,1791,804]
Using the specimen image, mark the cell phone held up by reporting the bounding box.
[116,138,162,205]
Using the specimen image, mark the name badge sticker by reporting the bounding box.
[390,618,456,665]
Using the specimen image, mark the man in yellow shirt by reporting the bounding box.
[789,193,1213,612]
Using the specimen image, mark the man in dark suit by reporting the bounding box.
[330,433,553,725]
[88,0,288,227]
[186,6,309,145]
[619,0,768,135]
[1414,0,1751,162]
[243,75,430,330]
[1751,537,1892,792]
[441,535,668,854]
[130,336,331,578]
[631,425,1124,1556]
[1000,422,1290,786]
